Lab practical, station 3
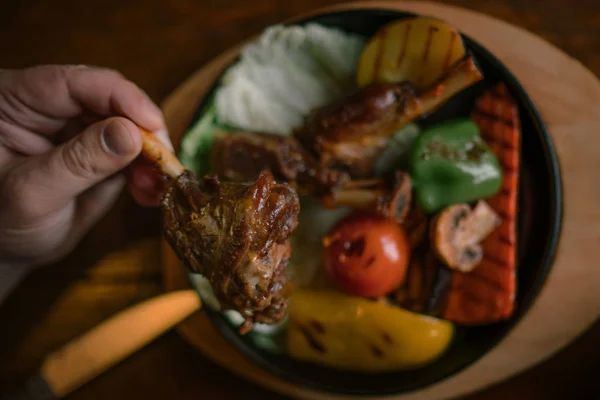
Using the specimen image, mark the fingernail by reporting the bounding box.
[101,120,135,156]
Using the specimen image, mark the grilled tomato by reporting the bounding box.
[323,212,410,298]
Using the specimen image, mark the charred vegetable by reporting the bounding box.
[393,250,440,313]
[322,212,410,298]
[430,201,500,272]
[444,83,520,325]
[401,203,429,249]
[357,17,467,89]
[287,290,454,371]
[410,119,503,213]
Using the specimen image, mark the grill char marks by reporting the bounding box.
[161,169,300,333]
[443,83,520,324]
[295,82,418,178]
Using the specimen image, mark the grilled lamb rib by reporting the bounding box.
[210,130,349,195]
[321,171,413,222]
[210,131,413,221]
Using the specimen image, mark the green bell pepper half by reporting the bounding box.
[409,118,503,213]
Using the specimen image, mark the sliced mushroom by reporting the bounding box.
[454,201,502,248]
[430,201,501,273]
[323,171,412,223]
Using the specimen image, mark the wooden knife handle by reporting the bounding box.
[40,290,201,398]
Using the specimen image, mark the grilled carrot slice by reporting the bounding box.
[443,83,520,324]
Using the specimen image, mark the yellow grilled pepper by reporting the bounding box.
[286,290,454,371]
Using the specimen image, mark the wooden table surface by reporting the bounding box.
[0,0,598,399]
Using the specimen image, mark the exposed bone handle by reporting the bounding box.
[138,127,185,178]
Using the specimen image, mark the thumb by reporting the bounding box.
[25,117,142,212]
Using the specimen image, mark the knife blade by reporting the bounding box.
[2,290,201,400]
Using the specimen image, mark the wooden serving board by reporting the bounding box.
[161,1,600,399]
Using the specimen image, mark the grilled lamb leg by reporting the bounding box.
[295,82,417,177]
[138,128,300,334]
[295,57,483,177]
[161,169,300,333]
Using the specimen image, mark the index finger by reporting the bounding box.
[3,65,173,150]
[66,67,173,150]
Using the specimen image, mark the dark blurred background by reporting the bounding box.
[0,1,598,399]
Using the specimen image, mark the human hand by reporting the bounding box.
[0,65,172,272]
